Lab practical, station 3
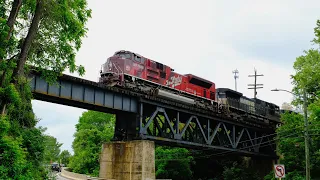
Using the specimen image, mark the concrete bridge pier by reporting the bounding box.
[245,156,276,178]
[99,140,156,180]
[113,112,138,141]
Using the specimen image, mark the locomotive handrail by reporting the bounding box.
[112,62,121,75]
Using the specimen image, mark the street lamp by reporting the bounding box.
[271,88,310,180]
[271,88,295,95]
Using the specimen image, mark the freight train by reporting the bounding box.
[99,50,280,122]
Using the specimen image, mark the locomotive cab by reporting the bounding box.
[216,88,243,108]
[100,51,132,76]
[99,50,145,84]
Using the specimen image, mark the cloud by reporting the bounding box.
[32,0,320,152]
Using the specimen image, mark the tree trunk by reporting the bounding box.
[0,71,7,87]
[3,0,43,115]
[1,103,6,115]
[0,68,9,115]
[0,0,22,63]
[12,0,43,83]
[6,0,23,40]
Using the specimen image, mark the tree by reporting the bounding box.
[2,0,91,80]
[12,0,91,80]
[222,161,260,180]
[264,111,320,179]
[155,146,194,180]
[43,134,62,163]
[69,111,115,177]
[263,19,320,180]
[291,20,320,105]
[4,0,22,41]
[0,0,91,113]
[59,150,71,166]
[292,49,320,105]
[284,19,320,179]
[0,0,91,178]
[0,117,50,179]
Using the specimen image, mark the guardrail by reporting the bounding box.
[61,167,88,180]
[60,167,170,180]
[61,168,112,180]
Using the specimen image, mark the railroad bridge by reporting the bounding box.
[29,71,279,179]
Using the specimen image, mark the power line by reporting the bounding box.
[155,123,320,159]
[155,131,301,161]
[248,68,264,98]
[232,69,239,91]
[155,124,312,158]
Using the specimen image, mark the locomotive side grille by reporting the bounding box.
[146,68,159,81]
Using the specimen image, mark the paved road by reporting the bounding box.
[56,172,70,180]
[48,171,70,180]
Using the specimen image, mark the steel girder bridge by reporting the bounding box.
[29,71,278,158]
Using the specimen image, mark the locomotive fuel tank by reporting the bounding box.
[154,89,196,105]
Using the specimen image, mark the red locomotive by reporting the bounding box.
[100,50,216,105]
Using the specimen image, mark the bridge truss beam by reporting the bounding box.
[132,99,277,158]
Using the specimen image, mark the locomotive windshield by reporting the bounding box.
[116,52,131,59]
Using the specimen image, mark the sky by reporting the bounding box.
[32,0,320,154]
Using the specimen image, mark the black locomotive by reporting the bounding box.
[216,88,280,123]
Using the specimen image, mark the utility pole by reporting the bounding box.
[271,88,311,180]
[248,68,263,98]
[303,89,310,180]
[232,69,239,91]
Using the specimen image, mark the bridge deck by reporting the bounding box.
[29,73,138,114]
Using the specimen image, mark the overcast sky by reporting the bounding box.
[32,0,320,153]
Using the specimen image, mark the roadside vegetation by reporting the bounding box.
[0,0,90,179]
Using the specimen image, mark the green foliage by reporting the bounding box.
[0,65,62,179]
[1,83,21,105]
[268,19,320,180]
[0,18,8,59]
[275,113,305,172]
[26,0,91,83]
[59,150,71,166]
[266,111,320,178]
[155,146,194,180]
[0,134,33,179]
[6,79,36,128]
[43,135,62,164]
[0,0,14,61]
[222,161,260,180]
[21,127,46,167]
[312,19,320,45]
[292,49,320,105]
[291,20,320,106]
[268,19,320,178]
[0,78,49,179]
[0,116,48,179]
[69,111,115,177]
[0,116,10,136]
[264,169,305,180]
[0,0,91,179]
